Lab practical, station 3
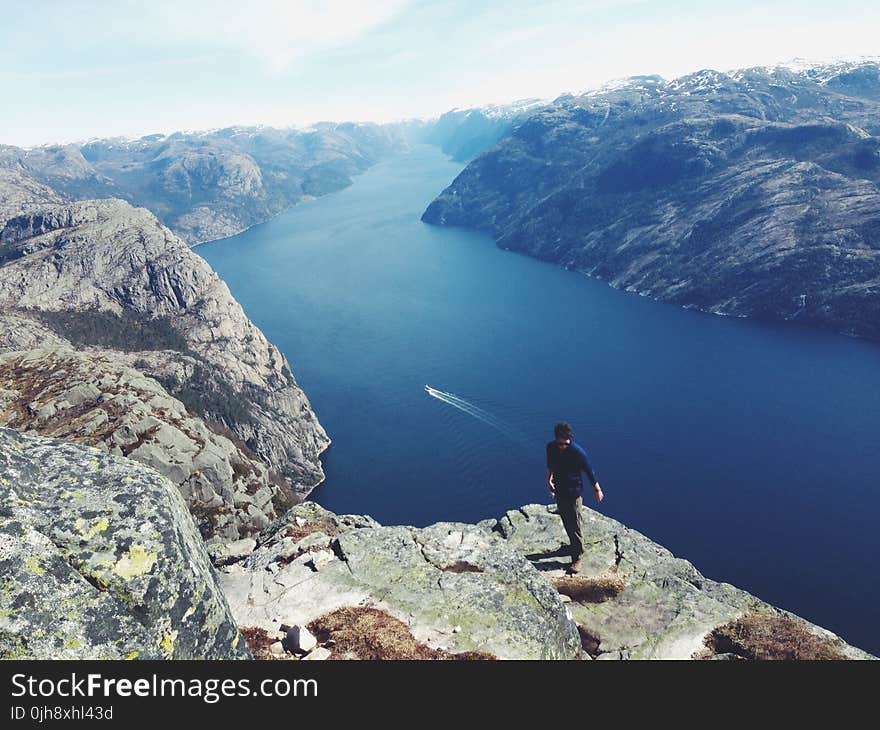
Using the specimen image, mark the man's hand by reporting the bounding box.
[593,482,604,502]
[547,477,555,496]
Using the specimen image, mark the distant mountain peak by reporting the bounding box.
[569,57,880,101]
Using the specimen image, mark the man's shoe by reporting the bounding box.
[568,558,583,574]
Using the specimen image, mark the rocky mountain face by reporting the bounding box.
[0,428,249,659]
[0,114,521,542]
[423,99,547,161]
[0,168,69,227]
[0,179,329,540]
[423,60,880,341]
[0,109,540,246]
[0,113,522,543]
[0,123,405,244]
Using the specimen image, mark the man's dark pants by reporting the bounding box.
[555,490,584,560]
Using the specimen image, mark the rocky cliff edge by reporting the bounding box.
[0,196,330,540]
[2,429,871,660]
[219,501,874,661]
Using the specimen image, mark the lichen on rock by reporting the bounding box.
[0,427,249,659]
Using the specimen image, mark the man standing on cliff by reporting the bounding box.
[546,422,603,574]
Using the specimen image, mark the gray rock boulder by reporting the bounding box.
[219,502,581,660]
[0,427,249,659]
[491,503,874,659]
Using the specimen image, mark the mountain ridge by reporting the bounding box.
[422,60,880,341]
[0,109,529,246]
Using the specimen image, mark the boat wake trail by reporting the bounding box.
[424,385,530,447]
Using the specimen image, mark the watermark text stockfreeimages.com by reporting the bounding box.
[10,672,317,705]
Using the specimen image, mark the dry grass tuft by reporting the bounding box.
[308,607,495,661]
[552,574,625,603]
[442,561,483,573]
[696,611,847,660]
[284,516,340,542]
[240,626,282,660]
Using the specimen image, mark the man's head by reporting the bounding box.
[554,422,572,448]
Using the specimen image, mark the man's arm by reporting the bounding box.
[580,449,604,503]
[546,468,555,495]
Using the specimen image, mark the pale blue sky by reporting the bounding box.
[1,0,877,146]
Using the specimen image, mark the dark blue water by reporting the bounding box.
[200,144,880,655]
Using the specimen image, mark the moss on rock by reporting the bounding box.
[0,427,250,660]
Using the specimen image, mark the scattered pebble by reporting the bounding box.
[286,625,317,653]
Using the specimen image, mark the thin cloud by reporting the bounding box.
[147,0,411,73]
[3,0,879,146]
[17,0,412,74]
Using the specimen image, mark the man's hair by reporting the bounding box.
[554,422,573,439]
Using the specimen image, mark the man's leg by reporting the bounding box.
[555,492,584,561]
[570,495,584,562]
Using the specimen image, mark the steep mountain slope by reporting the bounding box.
[0,191,329,538]
[423,61,880,340]
[0,349,293,540]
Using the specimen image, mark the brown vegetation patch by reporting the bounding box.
[0,355,124,445]
[696,611,847,660]
[190,502,234,540]
[284,516,340,542]
[307,607,496,661]
[442,561,483,573]
[0,356,69,422]
[240,626,282,660]
[269,471,300,512]
[231,459,256,483]
[552,574,625,603]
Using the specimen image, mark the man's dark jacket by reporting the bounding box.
[546,440,597,497]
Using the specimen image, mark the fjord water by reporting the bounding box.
[200,144,880,654]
